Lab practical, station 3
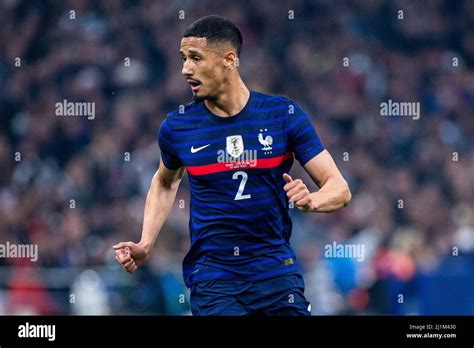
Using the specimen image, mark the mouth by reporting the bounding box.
[187,79,202,92]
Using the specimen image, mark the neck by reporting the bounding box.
[204,76,250,117]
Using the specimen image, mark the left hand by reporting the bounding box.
[113,241,149,273]
[283,173,313,212]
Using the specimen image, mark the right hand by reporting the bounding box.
[113,241,149,273]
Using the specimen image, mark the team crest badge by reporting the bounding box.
[226,135,244,158]
[258,128,273,154]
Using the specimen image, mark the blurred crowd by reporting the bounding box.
[0,0,473,315]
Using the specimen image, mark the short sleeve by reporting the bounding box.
[158,119,183,170]
[287,102,324,166]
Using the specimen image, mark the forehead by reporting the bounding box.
[180,37,209,51]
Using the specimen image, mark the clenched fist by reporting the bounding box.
[113,241,149,273]
[283,173,313,212]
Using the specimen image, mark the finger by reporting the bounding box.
[115,255,121,265]
[286,184,306,198]
[283,179,302,192]
[115,248,125,256]
[295,196,311,207]
[124,259,135,269]
[113,241,134,250]
[125,261,136,273]
[291,191,309,203]
[129,264,138,273]
[283,173,293,184]
[115,253,131,265]
[115,249,131,263]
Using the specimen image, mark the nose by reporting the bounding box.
[181,59,192,77]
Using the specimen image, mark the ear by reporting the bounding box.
[224,51,238,70]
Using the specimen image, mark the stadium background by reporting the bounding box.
[0,0,473,315]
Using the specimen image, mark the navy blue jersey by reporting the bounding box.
[158,90,324,287]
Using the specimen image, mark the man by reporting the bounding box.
[114,15,351,315]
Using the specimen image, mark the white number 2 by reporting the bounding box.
[232,171,251,200]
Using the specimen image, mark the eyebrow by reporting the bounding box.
[180,49,203,56]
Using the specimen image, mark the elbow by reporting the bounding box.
[341,180,352,208]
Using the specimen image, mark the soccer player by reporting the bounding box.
[114,15,351,315]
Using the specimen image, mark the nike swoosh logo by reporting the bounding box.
[191,144,210,153]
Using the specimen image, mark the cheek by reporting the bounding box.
[213,66,229,82]
[203,68,224,87]
[205,66,219,78]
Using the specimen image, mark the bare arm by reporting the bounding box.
[283,150,351,213]
[114,158,185,272]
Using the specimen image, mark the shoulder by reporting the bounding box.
[163,100,203,130]
[251,91,307,126]
[252,90,293,106]
[251,90,303,113]
[167,100,200,119]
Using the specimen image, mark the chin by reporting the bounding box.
[193,94,207,102]
[193,90,212,102]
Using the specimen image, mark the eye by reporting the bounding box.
[192,55,201,62]
[181,56,186,61]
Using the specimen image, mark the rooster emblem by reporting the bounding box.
[258,128,273,153]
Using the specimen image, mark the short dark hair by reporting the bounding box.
[183,15,243,57]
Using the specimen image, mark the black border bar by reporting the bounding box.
[0,315,473,346]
